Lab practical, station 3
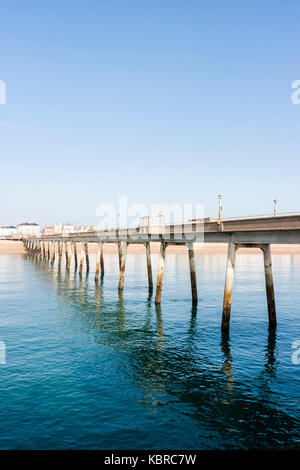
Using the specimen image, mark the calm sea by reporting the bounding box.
[0,251,299,449]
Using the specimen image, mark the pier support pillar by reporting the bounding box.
[118,242,122,269]
[262,244,277,327]
[65,242,69,268]
[187,243,198,303]
[145,243,153,291]
[84,243,90,272]
[118,241,127,291]
[57,242,62,267]
[95,242,102,282]
[79,244,84,275]
[155,242,167,304]
[51,241,55,264]
[47,241,50,261]
[73,242,78,271]
[222,242,237,330]
[100,242,104,277]
[66,242,72,271]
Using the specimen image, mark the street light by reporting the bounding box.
[273,199,278,216]
[218,195,222,224]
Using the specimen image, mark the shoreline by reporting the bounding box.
[2,240,300,255]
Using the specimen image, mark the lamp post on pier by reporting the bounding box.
[273,199,278,216]
[218,195,223,224]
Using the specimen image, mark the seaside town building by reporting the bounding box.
[43,226,55,236]
[75,224,95,232]
[17,223,40,237]
[139,215,165,234]
[0,226,18,239]
[54,223,74,235]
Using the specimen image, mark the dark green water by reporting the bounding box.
[0,252,299,449]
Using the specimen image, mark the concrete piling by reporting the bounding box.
[73,242,78,271]
[67,242,72,270]
[118,242,122,269]
[51,241,55,264]
[155,242,167,304]
[222,242,237,330]
[262,244,277,327]
[58,242,62,267]
[65,242,68,266]
[118,241,127,291]
[100,242,104,277]
[84,243,89,272]
[145,243,153,291]
[187,242,198,303]
[79,244,84,275]
[95,242,101,282]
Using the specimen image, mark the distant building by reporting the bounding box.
[0,226,17,239]
[139,215,165,234]
[75,224,95,232]
[43,226,55,236]
[54,222,74,235]
[17,223,40,237]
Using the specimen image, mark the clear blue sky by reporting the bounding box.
[0,0,299,226]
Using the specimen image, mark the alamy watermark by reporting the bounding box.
[95,195,204,243]
[0,341,6,364]
[291,340,300,365]
[0,80,6,104]
[291,80,300,104]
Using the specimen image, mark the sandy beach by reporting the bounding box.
[2,240,300,255]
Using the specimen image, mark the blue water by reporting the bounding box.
[0,251,299,449]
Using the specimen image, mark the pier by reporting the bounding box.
[23,214,300,330]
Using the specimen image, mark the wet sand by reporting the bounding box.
[1,240,300,255]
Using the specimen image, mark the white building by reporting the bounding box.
[17,223,40,237]
[75,224,95,232]
[54,223,74,235]
[139,215,165,234]
[0,226,18,239]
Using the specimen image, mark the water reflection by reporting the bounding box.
[27,253,300,448]
[31,256,280,388]
[220,330,234,391]
[154,304,164,344]
[265,327,277,376]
